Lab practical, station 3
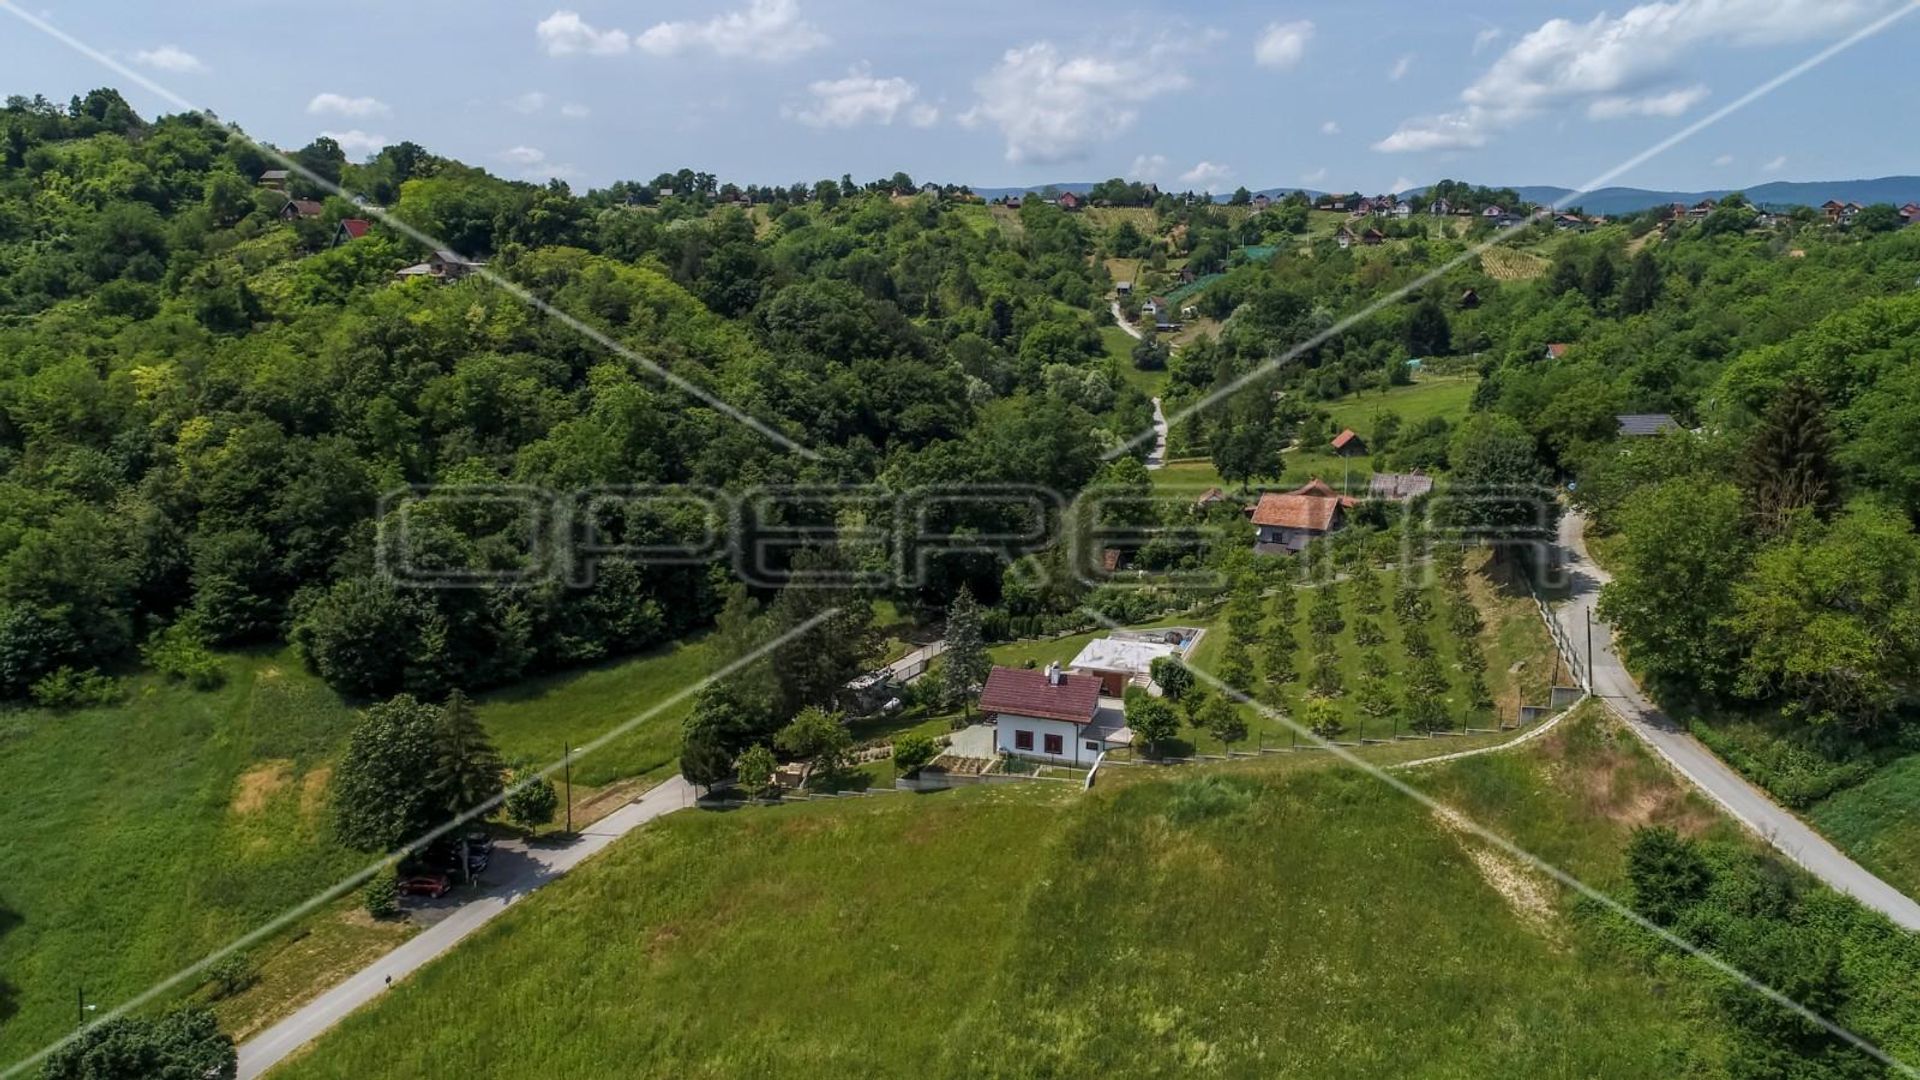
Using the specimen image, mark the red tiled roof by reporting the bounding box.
[979,666,1102,724]
[1545,343,1570,359]
[338,218,371,238]
[1330,428,1361,450]
[1251,478,1349,531]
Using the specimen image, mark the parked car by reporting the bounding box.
[423,838,489,876]
[397,874,451,898]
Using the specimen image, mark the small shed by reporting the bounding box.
[1330,429,1368,457]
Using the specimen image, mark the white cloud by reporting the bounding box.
[1321,119,1341,135]
[307,93,389,117]
[1128,153,1168,181]
[508,91,549,114]
[1473,27,1504,53]
[536,10,631,56]
[322,129,388,157]
[132,45,204,73]
[1388,54,1414,81]
[1376,0,1899,152]
[1763,154,1788,172]
[1714,153,1735,166]
[1180,161,1232,187]
[1389,175,1416,193]
[793,67,936,127]
[560,102,591,118]
[501,145,547,166]
[635,0,827,61]
[965,39,1194,164]
[1301,166,1329,186]
[1254,20,1313,69]
[1587,83,1708,119]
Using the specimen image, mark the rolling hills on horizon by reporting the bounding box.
[972,176,1920,215]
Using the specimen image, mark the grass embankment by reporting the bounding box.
[1811,754,1920,901]
[275,705,1735,1079]
[0,635,723,1060]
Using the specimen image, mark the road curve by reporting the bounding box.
[237,778,697,1078]
[1551,511,1920,931]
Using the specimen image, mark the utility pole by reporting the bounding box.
[1585,607,1594,692]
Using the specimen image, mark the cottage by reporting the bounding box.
[1330,428,1368,457]
[1194,486,1229,512]
[1334,226,1356,250]
[1369,471,1435,501]
[1116,281,1133,296]
[1481,205,1506,219]
[1177,266,1197,284]
[1141,295,1169,318]
[1056,191,1082,211]
[1687,199,1717,219]
[1251,193,1272,211]
[258,169,290,190]
[1004,195,1022,210]
[981,664,1130,765]
[1391,201,1412,218]
[1429,197,1453,216]
[1544,342,1570,360]
[1251,478,1354,555]
[1615,413,1681,437]
[278,198,324,221]
[1069,637,1179,696]
[1360,228,1385,246]
[332,218,371,247]
[395,248,484,282]
[1458,287,1480,309]
[1554,213,1590,232]
[1900,202,1920,224]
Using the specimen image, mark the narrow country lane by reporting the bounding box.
[237,778,697,1078]
[1552,511,1920,931]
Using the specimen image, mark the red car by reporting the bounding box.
[397,874,451,898]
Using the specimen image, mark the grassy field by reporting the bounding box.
[274,705,1736,1079]
[0,633,730,1061]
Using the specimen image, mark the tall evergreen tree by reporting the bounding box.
[1740,380,1840,535]
[430,689,504,818]
[939,585,991,714]
[1404,297,1452,356]
[1620,249,1663,314]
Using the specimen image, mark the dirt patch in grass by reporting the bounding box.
[1429,805,1560,938]
[232,760,294,815]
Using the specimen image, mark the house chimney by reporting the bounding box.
[1046,662,1062,686]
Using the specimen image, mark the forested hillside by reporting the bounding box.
[0,90,1143,707]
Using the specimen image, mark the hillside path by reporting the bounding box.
[1551,511,1920,931]
[237,778,697,1078]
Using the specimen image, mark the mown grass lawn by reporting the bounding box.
[274,706,1720,1080]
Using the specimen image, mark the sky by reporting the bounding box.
[3,0,1918,195]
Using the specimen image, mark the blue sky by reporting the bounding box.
[4,0,1917,194]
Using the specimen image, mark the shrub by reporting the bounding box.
[363,865,399,919]
[29,667,123,710]
[143,620,225,689]
[205,952,256,1000]
[504,766,560,832]
[891,732,937,776]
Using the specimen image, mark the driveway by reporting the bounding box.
[237,778,697,1077]
[1552,511,1920,931]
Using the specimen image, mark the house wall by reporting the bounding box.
[994,714,1104,766]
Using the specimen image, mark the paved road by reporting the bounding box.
[237,778,698,1078]
[1551,511,1920,931]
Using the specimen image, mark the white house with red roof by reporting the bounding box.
[980,664,1130,765]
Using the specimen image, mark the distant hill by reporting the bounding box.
[973,177,1920,215]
